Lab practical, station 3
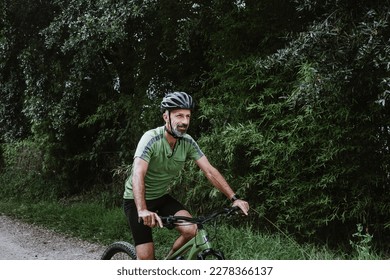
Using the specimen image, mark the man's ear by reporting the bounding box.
[162,111,168,122]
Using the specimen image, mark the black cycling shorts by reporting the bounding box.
[123,194,186,246]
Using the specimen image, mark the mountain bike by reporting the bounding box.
[101,206,240,260]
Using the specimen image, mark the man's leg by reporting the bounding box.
[136,242,155,260]
[167,209,197,257]
[124,199,155,259]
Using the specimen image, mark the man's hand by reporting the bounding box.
[232,199,250,216]
[138,209,163,228]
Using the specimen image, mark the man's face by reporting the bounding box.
[164,109,191,137]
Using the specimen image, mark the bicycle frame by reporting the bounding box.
[165,225,224,260]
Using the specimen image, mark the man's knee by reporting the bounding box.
[181,224,197,240]
[174,210,197,238]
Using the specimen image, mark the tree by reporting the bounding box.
[0,0,57,142]
[184,0,390,249]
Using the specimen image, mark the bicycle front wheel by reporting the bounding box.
[197,248,225,260]
[101,241,137,260]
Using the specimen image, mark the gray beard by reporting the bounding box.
[172,127,187,137]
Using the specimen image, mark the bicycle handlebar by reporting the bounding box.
[160,206,241,229]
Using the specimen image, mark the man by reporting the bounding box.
[123,91,249,260]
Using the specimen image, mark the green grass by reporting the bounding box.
[0,199,132,244]
[0,198,355,260]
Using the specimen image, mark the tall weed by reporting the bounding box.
[349,224,377,260]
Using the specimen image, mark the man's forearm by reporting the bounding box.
[204,166,235,200]
[132,174,147,212]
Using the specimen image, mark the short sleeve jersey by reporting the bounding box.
[123,126,204,200]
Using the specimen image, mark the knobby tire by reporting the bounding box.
[101,241,137,260]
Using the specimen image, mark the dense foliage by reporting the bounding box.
[1,0,389,253]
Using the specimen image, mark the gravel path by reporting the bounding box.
[0,214,105,260]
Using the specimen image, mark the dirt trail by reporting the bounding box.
[0,214,105,260]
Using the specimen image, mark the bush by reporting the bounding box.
[2,140,43,173]
[0,139,67,201]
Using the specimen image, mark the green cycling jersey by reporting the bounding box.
[124,126,204,200]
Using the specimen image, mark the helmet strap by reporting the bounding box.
[165,112,181,158]
[165,111,181,139]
